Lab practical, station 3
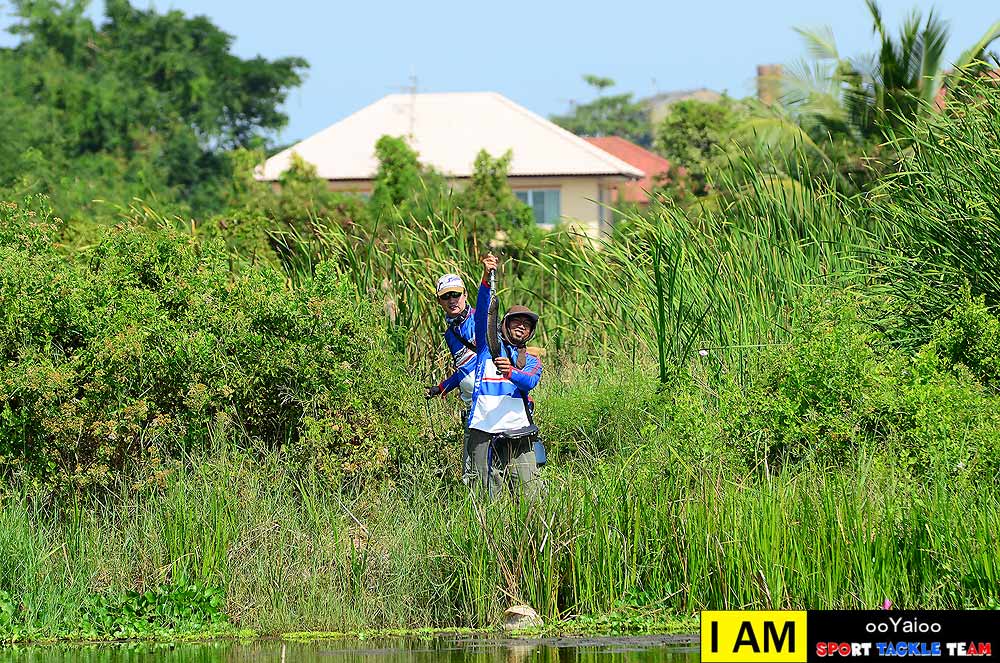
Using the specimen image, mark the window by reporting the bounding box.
[515,189,561,226]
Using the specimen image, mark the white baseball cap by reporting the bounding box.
[435,273,465,296]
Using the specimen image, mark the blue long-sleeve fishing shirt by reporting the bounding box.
[438,306,477,403]
[466,277,542,434]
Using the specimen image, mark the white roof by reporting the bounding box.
[258,92,644,181]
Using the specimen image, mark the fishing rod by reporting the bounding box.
[487,266,502,375]
[484,258,503,490]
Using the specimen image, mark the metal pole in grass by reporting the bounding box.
[651,239,669,385]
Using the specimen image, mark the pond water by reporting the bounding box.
[0,633,699,662]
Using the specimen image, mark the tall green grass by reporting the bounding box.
[2,438,996,641]
[528,173,865,381]
[267,161,867,384]
[871,75,1000,347]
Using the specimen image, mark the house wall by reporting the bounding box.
[507,176,601,236]
[326,180,373,195]
[324,175,626,236]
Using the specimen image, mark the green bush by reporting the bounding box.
[723,295,884,468]
[880,347,1000,478]
[723,293,1000,479]
[0,200,422,491]
[534,364,724,477]
[536,366,664,457]
[925,287,1000,390]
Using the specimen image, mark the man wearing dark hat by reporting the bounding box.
[466,253,544,497]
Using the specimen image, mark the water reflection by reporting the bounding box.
[1,634,699,662]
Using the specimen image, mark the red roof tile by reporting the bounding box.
[934,68,1000,109]
[584,136,671,203]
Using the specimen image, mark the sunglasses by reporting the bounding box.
[438,291,463,301]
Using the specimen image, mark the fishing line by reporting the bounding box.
[425,354,440,446]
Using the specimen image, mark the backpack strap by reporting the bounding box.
[447,323,477,354]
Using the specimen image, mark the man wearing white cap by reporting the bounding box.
[426,272,478,482]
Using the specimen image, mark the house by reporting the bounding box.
[257,92,643,236]
[584,136,671,207]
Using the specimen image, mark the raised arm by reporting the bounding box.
[475,254,498,353]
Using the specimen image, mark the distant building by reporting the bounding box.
[257,92,642,236]
[642,88,723,124]
[756,64,783,106]
[583,136,671,207]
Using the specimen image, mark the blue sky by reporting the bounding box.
[2,1,997,143]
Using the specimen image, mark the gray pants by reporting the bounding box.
[468,428,542,498]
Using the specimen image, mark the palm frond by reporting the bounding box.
[939,20,1000,109]
[781,59,846,121]
[847,52,878,86]
[793,25,840,61]
[950,19,1000,72]
[916,9,949,103]
[734,116,835,170]
[866,0,886,41]
[898,10,923,81]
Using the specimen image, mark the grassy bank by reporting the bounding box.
[2,358,999,643]
[2,440,997,643]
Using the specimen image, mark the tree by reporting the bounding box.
[452,150,538,258]
[551,75,653,147]
[654,98,748,199]
[1,0,307,218]
[369,136,426,218]
[8,0,307,151]
[454,150,534,236]
[583,74,615,92]
[783,1,1000,140]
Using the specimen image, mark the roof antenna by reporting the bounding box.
[388,68,419,141]
[405,67,418,140]
[389,65,419,145]
[556,97,577,111]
